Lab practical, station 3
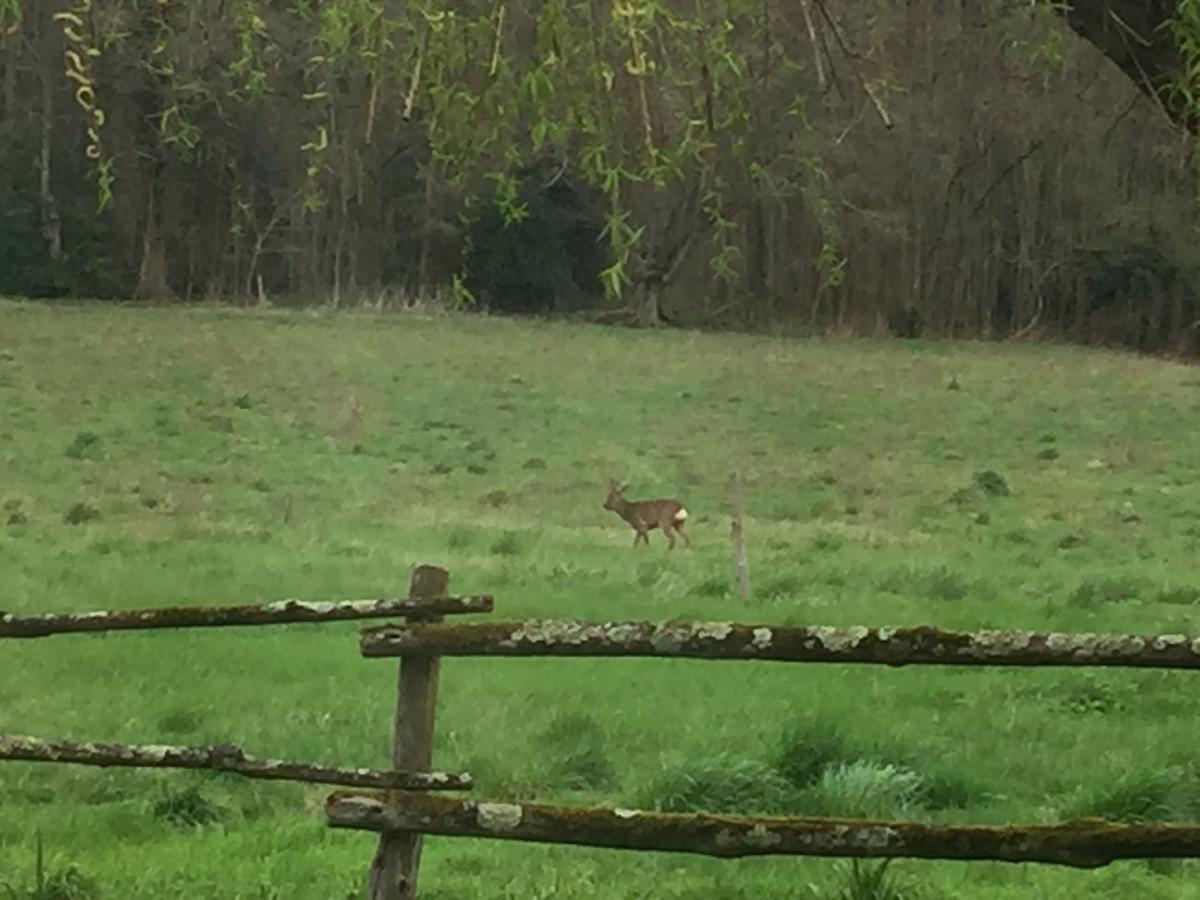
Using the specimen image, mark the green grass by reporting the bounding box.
[3,299,1200,897]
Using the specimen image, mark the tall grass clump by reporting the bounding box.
[538,712,615,790]
[830,859,915,900]
[774,717,854,787]
[644,754,797,815]
[802,761,927,820]
[1061,767,1200,823]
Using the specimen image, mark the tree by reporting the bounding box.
[1060,2,1189,131]
[2,0,1200,354]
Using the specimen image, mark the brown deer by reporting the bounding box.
[603,479,691,549]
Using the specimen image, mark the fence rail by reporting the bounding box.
[8,562,1200,900]
[0,594,493,638]
[0,734,472,790]
[325,792,1200,869]
[359,619,1200,669]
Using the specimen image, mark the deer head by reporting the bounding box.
[603,478,629,512]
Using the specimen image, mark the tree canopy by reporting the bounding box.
[2,1,1199,347]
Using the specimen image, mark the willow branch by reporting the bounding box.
[799,0,826,90]
[489,3,507,77]
[812,0,892,128]
[402,25,428,121]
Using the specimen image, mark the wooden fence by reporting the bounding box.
[5,562,1200,899]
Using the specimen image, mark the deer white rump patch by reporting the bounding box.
[674,508,688,522]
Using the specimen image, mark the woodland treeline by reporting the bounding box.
[2,1,1200,352]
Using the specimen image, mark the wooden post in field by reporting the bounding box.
[728,471,750,601]
[368,564,449,900]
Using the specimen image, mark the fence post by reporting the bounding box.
[728,471,750,601]
[368,564,449,900]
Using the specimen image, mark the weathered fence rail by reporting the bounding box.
[7,561,1200,900]
[349,597,1200,896]
[0,566,483,900]
[360,618,1200,669]
[325,792,1200,869]
[0,734,471,791]
[0,593,492,638]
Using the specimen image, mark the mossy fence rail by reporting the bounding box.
[5,563,1200,899]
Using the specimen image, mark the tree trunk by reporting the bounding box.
[637,284,662,327]
[0,35,15,124]
[37,9,61,262]
[135,186,172,302]
[416,162,437,297]
[1061,2,1189,130]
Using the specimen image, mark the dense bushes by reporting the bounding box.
[0,138,129,300]
[463,167,606,315]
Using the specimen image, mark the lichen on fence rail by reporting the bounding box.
[358,619,1200,669]
[0,735,472,790]
[0,595,493,638]
[325,792,1200,868]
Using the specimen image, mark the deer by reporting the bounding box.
[603,479,691,549]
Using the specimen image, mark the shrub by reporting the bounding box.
[463,166,606,315]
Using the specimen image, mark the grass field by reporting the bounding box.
[3,298,1200,898]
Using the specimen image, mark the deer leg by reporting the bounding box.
[677,521,691,548]
[662,519,676,550]
[632,517,651,546]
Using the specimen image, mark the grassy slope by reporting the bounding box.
[2,300,1200,898]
